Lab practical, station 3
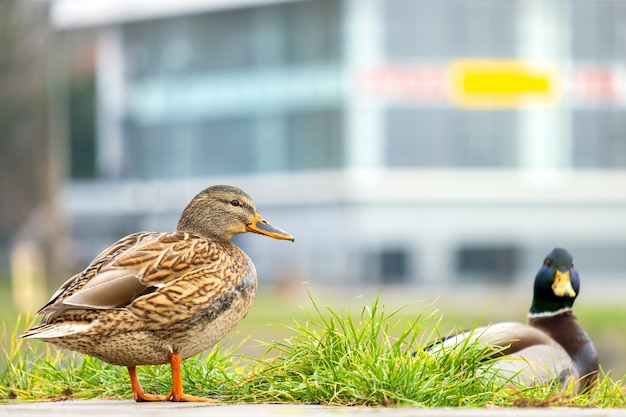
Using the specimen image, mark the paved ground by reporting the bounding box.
[2,401,626,417]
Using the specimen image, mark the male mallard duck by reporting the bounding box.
[21,185,294,402]
[430,248,598,394]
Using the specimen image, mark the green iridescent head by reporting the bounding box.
[529,247,580,315]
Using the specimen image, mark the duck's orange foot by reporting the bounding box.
[127,354,218,403]
[165,391,217,402]
[128,366,168,402]
[165,353,218,402]
[133,391,168,402]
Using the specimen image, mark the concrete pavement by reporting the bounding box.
[2,401,626,417]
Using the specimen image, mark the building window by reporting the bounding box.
[123,108,344,179]
[384,0,518,60]
[572,110,626,168]
[119,0,343,179]
[570,1,626,61]
[385,108,518,167]
[286,109,343,171]
[455,245,520,283]
[123,0,341,78]
[123,117,255,179]
[283,0,342,65]
[380,247,411,284]
[363,246,412,284]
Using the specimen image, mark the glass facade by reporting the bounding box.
[55,0,626,286]
[96,0,626,180]
[386,108,518,167]
[382,0,521,169]
[381,0,626,170]
[570,0,626,61]
[124,117,256,178]
[123,0,342,77]
[568,1,626,168]
[384,0,518,59]
[572,110,626,168]
[119,0,343,179]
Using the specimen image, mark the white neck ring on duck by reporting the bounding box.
[527,307,573,319]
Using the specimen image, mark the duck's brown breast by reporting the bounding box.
[529,311,599,391]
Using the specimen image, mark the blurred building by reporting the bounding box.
[46,0,626,287]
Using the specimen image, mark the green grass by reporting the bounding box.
[1,292,625,407]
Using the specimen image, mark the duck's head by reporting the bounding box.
[529,247,579,316]
[177,185,294,242]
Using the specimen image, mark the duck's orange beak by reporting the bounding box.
[552,270,576,298]
[246,213,294,241]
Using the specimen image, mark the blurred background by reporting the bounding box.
[1,0,625,374]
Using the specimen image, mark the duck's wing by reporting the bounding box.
[36,232,156,314]
[429,322,574,387]
[487,340,573,387]
[429,322,556,352]
[122,234,254,328]
[34,231,251,328]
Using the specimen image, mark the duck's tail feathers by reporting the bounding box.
[20,322,92,340]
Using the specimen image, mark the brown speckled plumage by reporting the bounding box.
[21,185,294,402]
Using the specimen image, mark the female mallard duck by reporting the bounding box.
[430,248,598,394]
[21,185,294,402]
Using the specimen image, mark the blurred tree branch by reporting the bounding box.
[0,0,71,288]
[0,1,50,254]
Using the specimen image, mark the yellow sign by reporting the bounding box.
[449,60,558,108]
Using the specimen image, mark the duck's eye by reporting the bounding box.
[230,200,240,207]
[544,259,552,267]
